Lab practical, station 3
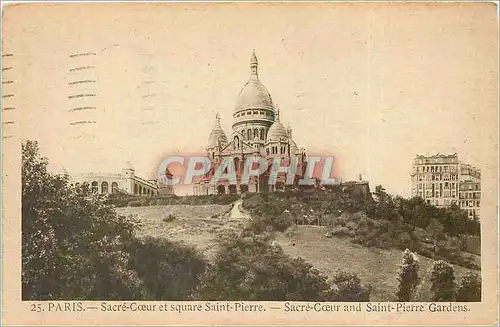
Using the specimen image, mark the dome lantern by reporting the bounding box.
[250,49,258,78]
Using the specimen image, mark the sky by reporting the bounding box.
[2,2,498,197]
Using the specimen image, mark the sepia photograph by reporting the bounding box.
[1,2,498,326]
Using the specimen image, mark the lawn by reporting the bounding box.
[116,204,479,302]
[276,225,478,302]
[116,204,245,259]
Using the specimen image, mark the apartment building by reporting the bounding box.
[411,153,481,220]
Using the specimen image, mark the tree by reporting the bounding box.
[430,261,456,301]
[22,140,146,300]
[330,269,372,302]
[195,234,337,301]
[395,249,421,301]
[456,272,481,302]
[373,185,390,204]
[426,219,445,259]
[126,237,207,300]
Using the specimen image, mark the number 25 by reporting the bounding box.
[30,303,42,312]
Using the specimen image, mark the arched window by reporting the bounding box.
[234,136,239,149]
[134,184,138,194]
[101,181,109,194]
[254,129,258,139]
[91,181,98,193]
[112,182,118,193]
[139,185,142,195]
[247,129,251,140]
[217,184,225,195]
[260,128,265,140]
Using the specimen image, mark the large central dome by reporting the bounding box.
[234,51,275,112]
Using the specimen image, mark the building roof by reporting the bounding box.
[234,51,274,112]
[266,109,287,142]
[208,113,228,147]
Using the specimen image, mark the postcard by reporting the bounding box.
[2,2,498,326]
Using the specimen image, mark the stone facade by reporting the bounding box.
[70,163,162,196]
[411,153,481,220]
[196,51,307,195]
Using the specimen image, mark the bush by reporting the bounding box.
[126,237,207,300]
[456,272,481,302]
[396,249,421,301]
[242,188,479,270]
[330,269,371,301]
[326,226,351,238]
[128,200,143,207]
[195,233,340,301]
[105,192,140,207]
[22,140,146,300]
[430,261,456,301]
[162,214,176,222]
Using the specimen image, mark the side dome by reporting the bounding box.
[234,50,274,112]
[208,129,228,147]
[267,112,287,142]
[208,113,228,147]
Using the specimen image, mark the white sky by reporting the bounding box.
[2,3,498,197]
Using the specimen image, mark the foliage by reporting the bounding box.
[430,261,456,301]
[22,140,146,300]
[104,192,139,208]
[456,272,481,302]
[330,269,372,302]
[395,249,421,301]
[242,187,480,270]
[126,237,207,300]
[195,228,371,302]
[162,214,177,222]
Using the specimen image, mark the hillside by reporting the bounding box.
[116,203,247,260]
[276,225,475,301]
[116,202,478,302]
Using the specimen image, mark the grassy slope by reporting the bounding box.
[116,204,245,260]
[117,204,479,302]
[276,225,477,301]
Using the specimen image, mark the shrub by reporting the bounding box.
[326,226,351,238]
[162,214,176,222]
[456,272,481,302]
[396,249,421,301]
[126,237,207,300]
[128,200,143,207]
[195,233,339,301]
[330,269,371,301]
[430,261,456,301]
[22,140,146,300]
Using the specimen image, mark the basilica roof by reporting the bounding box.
[266,110,287,142]
[234,51,274,112]
[208,113,228,147]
